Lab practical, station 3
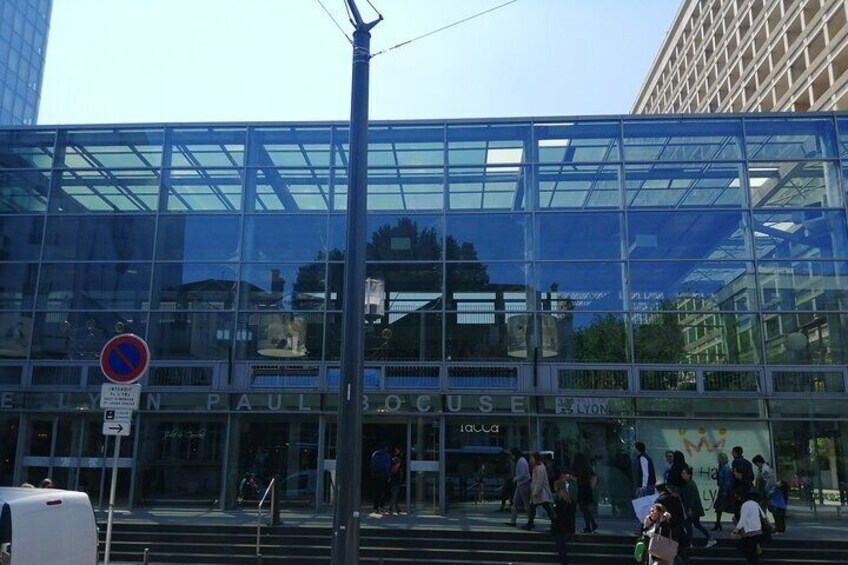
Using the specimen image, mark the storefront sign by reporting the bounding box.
[458,423,500,433]
[555,397,610,416]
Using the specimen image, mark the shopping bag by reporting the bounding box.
[631,493,658,522]
[648,532,678,562]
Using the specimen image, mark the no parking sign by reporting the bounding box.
[99,333,150,384]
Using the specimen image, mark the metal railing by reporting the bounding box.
[255,478,276,564]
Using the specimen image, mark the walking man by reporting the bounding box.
[370,444,391,513]
[731,446,754,521]
[505,447,531,526]
[634,442,656,497]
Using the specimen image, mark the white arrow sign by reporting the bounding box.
[102,421,130,437]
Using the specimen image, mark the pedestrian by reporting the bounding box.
[665,451,687,488]
[713,452,734,531]
[731,446,754,520]
[370,444,391,513]
[654,482,688,565]
[38,478,54,488]
[752,454,785,534]
[662,451,674,482]
[571,452,598,533]
[505,447,531,527]
[388,454,403,514]
[641,503,677,565]
[523,451,556,530]
[681,466,716,548]
[634,442,657,497]
[237,472,257,503]
[551,479,576,565]
[730,491,766,564]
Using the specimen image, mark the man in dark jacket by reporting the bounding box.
[731,446,754,521]
[655,482,690,564]
[634,442,656,496]
[370,445,391,512]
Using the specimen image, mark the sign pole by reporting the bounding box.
[104,435,121,565]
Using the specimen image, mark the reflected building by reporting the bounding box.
[0,0,52,125]
[0,116,846,517]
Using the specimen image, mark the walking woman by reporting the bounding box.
[551,479,576,564]
[570,452,598,533]
[641,503,679,565]
[524,451,556,530]
[731,491,766,564]
[713,452,733,531]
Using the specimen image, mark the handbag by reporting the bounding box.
[648,531,678,562]
[633,538,647,563]
[759,509,774,544]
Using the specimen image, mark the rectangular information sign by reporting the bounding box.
[100,383,141,410]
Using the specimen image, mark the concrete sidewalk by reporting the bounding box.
[99,505,847,542]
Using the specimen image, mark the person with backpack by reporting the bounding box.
[753,454,786,534]
[370,444,391,513]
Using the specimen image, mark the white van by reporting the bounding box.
[0,487,98,565]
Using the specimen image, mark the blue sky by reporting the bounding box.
[38,0,680,124]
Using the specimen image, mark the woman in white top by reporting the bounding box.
[731,492,765,564]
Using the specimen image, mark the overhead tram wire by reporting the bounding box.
[370,0,520,58]
[314,0,353,45]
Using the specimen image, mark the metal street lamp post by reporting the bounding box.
[331,2,381,564]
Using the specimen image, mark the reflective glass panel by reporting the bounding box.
[632,311,761,364]
[0,215,43,261]
[243,215,328,262]
[147,311,234,360]
[446,166,525,210]
[31,310,146,360]
[752,210,848,260]
[152,263,237,310]
[839,118,848,158]
[235,311,323,361]
[335,125,445,168]
[240,263,326,311]
[0,169,50,212]
[745,117,837,160]
[772,371,846,393]
[446,123,528,166]
[334,167,444,212]
[749,161,840,208]
[60,128,164,168]
[170,127,245,167]
[446,262,530,311]
[0,130,55,169]
[629,261,755,312]
[247,168,330,211]
[328,263,442,311]
[757,261,848,311]
[165,168,243,211]
[542,312,629,362]
[0,263,37,309]
[52,169,160,212]
[365,214,443,261]
[249,126,332,168]
[445,311,530,360]
[43,215,155,261]
[538,164,620,208]
[324,312,442,361]
[763,312,848,365]
[623,119,743,161]
[445,213,527,260]
[157,215,240,261]
[535,121,620,162]
[535,212,623,260]
[37,263,151,310]
[0,313,32,358]
[627,211,751,260]
[625,162,744,207]
[535,262,624,311]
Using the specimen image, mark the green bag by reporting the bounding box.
[633,538,647,563]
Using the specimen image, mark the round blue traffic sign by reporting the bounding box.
[99,333,150,384]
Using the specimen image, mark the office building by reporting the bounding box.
[634,0,848,114]
[0,114,845,519]
[0,0,52,125]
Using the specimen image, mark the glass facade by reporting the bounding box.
[0,114,846,520]
[0,0,51,125]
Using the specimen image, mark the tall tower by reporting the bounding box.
[0,0,52,125]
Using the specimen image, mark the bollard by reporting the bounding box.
[142,547,149,564]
